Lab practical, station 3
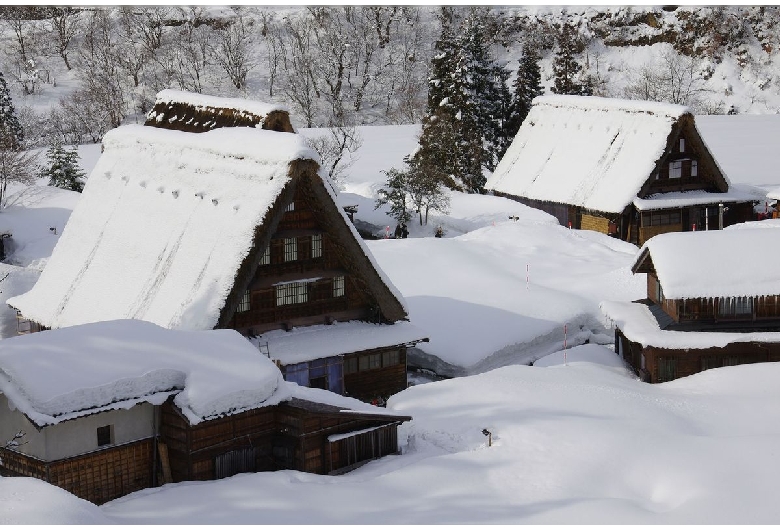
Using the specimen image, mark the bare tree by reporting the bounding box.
[623,47,713,112]
[305,120,363,187]
[211,9,255,90]
[45,7,81,70]
[0,140,38,207]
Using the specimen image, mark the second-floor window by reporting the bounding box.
[284,238,297,262]
[669,160,682,179]
[237,290,251,312]
[311,234,322,258]
[333,276,345,297]
[260,247,270,265]
[276,282,308,306]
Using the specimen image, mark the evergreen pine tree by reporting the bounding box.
[41,144,85,193]
[507,46,544,139]
[0,71,23,148]
[551,23,585,96]
[412,7,509,193]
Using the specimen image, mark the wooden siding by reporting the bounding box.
[580,213,609,234]
[344,347,408,402]
[617,330,780,383]
[638,223,682,246]
[159,402,277,482]
[0,439,153,505]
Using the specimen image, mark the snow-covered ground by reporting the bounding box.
[3,117,780,523]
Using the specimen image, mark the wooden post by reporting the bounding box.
[158,441,172,484]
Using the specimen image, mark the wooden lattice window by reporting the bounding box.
[669,160,682,179]
[237,290,251,312]
[679,138,685,152]
[657,357,677,382]
[285,201,295,212]
[333,276,345,298]
[383,350,400,367]
[284,238,298,262]
[311,234,322,259]
[718,297,753,317]
[359,353,382,371]
[344,357,358,374]
[259,247,270,266]
[276,282,308,306]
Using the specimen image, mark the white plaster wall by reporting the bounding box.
[0,394,47,459]
[43,403,156,461]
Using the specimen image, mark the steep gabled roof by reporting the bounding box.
[631,227,780,299]
[7,124,313,330]
[487,95,706,214]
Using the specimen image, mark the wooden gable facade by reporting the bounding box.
[613,246,780,383]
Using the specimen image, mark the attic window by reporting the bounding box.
[333,276,345,298]
[284,238,298,262]
[285,201,295,213]
[311,234,322,259]
[260,247,270,266]
[691,160,698,177]
[97,425,113,447]
[669,160,682,179]
[679,138,685,152]
[237,290,251,312]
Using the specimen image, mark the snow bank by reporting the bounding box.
[0,320,288,425]
[487,95,691,214]
[103,360,780,524]
[8,125,317,330]
[0,477,110,524]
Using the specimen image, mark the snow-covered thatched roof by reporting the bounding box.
[146,89,294,133]
[487,95,713,214]
[0,320,290,426]
[632,226,780,299]
[7,124,317,330]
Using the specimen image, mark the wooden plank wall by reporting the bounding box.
[344,347,407,402]
[1,439,154,505]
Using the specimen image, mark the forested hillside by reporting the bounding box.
[2,5,780,150]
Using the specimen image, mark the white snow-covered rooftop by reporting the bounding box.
[601,300,780,350]
[0,320,290,426]
[636,227,780,299]
[486,95,696,214]
[150,89,289,122]
[7,125,318,330]
[254,320,427,365]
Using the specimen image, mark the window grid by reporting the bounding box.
[260,247,270,265]
[718,297,753,317]
[333,276,345,297]
[276,282,308,306]
[311,234,322,259]
[285,201,295,212]
[669,160,682,179]
[237,290,251,312]
[284,238,298,262]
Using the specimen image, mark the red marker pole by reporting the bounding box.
[526,264,529,290]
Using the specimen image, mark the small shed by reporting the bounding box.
[602,227,780,382]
